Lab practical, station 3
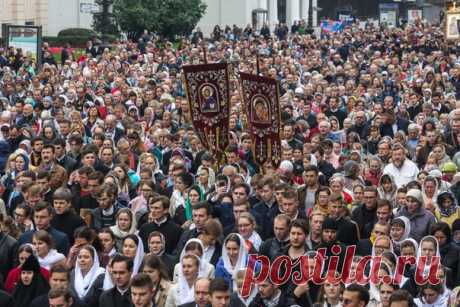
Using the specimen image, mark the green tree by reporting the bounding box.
[113,0,207,40]
[93,0,119,36]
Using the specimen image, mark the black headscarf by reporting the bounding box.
[12,255,49,307]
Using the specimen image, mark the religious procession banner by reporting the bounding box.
[239,72,282,168]
[183,63,230,162]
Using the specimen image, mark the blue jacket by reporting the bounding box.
[215,255,260,292]
[215,258,234,290]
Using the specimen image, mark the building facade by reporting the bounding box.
[197,0,445,35]
[0,0,95,36]
[197,0,318,35]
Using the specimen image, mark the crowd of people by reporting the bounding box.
[0,16,460,307]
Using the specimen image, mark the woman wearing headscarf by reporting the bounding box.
[109,208,138,251]
[1,151,29,193]
[5,244,49,293]
[165,254,201,307]
[137,152,163,182]
[70,245,105,302]
[12,255,50,307]
[390,216,411,256]
[396,189,436,242]
[377,173,398,205]
[414,282,449,307]
[402,235,442,297]
[172,238,215,283]
[435,191,460,227]
[147,231,175,279]
[421,175,439,213]
[183,185,205,227]
[197,165,215,194]
[3,152,30,211]
[215,233,250,291]
[121,234,144,276]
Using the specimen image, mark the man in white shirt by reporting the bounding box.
[383,144,419,188]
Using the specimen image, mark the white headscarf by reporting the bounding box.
[401,238,419,253]
[197,165,215,192]
[177,254,201,305]
[222,233,249,290]
[37,249,65,270]
[179,238,209,278]
[416,235,441,277]
[109,209,138,239]
[136,153,162,183]
[391,216,411,246]
[102,267,114,291]
[74,246,105,299]
[123,235,145,276]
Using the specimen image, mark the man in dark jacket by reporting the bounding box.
[431,222,460,286]
[259,214,290,261]
[351,186,379,239]
[90,183,124,231]
[99,254,132,307]
[0,215,17,282]
[356,222,390,256]
[53,138,77,172]
[0,289,13,307]
[249,278,298,307]
[18,201,69,254]
[138,196,182,254]
[328,194,359,246]
[316,217,348,277]
[31,265,88,307]
[51,187,85,246]
[174,201,212,256]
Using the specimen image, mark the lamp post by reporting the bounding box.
[307,0,314,33]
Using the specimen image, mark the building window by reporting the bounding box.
[278,0,287,24]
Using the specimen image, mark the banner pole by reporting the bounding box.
[202,41,208,64]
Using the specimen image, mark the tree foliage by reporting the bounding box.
[93,0,119,36]
[113,0,207,40]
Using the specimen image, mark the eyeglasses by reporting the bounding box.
[14,211,25,218]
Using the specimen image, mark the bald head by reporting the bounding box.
[195,278,211,307]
